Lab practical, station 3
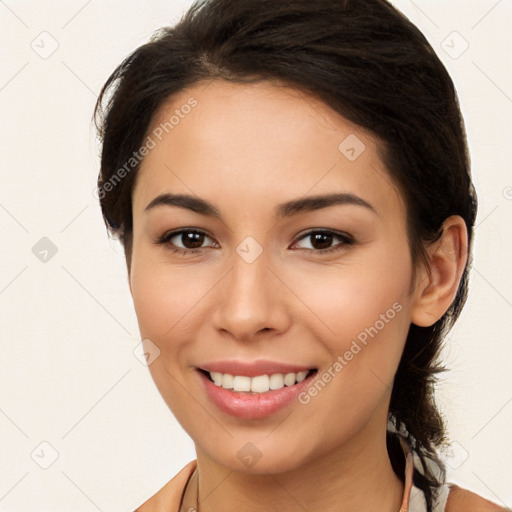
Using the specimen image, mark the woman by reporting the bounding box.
[94,0,508,510]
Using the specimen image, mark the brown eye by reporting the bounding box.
[309,232,334,250]
[158,229,217,252]
[177,231,206,249]
[293,230,353,252]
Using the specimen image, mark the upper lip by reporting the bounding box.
[198,360,315,377]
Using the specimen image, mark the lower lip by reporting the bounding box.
[198,370,316,419]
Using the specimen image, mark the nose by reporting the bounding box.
[212,250,292,342]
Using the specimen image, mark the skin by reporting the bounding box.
[128,79,468,512]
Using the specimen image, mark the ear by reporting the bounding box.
[411,215,469,327]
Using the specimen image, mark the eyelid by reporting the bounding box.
[154,227,354,255]
[155,228,218,252]
[291,229,354,252]
[295,228,354,240]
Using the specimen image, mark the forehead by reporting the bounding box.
[133,79,404,221]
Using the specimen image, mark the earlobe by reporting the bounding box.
[411,216,468,327]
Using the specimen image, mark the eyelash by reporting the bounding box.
[154,228,354,256]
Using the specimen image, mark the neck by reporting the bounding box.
[193,424,404,512]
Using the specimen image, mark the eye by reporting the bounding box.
[155,229,217,253]
[292,230,354,253]
[155,228,353,255]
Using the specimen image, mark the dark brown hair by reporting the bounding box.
[94,1,477,510]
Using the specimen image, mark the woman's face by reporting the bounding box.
[129,79,421,473]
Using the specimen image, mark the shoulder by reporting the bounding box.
[133,460,197,512]
[446,483,510,512]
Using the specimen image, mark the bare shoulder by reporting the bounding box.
[446,484,510,512]
[133,460,197,512]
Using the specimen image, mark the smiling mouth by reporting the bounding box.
[199,368,318,394]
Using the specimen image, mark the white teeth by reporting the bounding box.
[208,370,312,393]
[211,372,223,386]
[269,373,284,390]
[283,373,296,386]
[233,375,251,392]
[250,375,270,393]
[296,370,308,383]
[222,373,234,389]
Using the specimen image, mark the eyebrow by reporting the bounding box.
[144,192,376,218]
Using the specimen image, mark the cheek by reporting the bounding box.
[287,257,413,451]
[287,243,415,422]
[130,268,175,340]
[290,247,413,346]
[129,251,207,423]
[130,247,209,341]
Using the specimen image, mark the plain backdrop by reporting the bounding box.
[0,1,511,510]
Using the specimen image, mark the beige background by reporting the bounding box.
[1,1,511,510]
